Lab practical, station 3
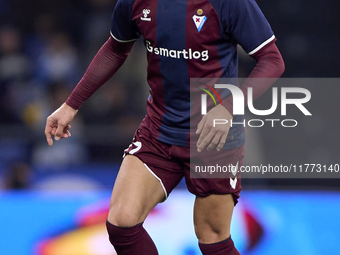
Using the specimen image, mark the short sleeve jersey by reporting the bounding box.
[111,0,275,149]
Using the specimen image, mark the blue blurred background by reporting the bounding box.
[0,0,339,254]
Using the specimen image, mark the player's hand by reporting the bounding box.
[196,104,232,152]
[45,103,78,146]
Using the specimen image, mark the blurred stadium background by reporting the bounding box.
[0,0,339,254]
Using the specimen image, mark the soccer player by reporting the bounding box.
[45,0,284,254]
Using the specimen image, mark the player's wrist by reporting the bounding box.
[62,102,78,114]
[220,99,234,118]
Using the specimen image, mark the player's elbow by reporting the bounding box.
[276,53,285,77]
[267,46,285,77]
[254,42,285,77]
[270,43,285,77]
[266,49,285,78]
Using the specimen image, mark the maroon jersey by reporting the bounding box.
[110,0,275,148]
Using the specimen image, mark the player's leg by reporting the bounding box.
[186,145,244,254]
[194,194,240,255]
[106,154,165,255]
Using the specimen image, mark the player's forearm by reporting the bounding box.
[66,36,134,110]
[223,42,285,115]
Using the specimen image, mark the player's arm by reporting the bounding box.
[45,0,140,146]
[223,41,285,115]
[196,0,284,152]
[197,42,284,152]
[65,37,134,110]
[44,37,134,146]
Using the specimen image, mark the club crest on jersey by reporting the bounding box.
[141,9,151,21]
[192,9,206,32]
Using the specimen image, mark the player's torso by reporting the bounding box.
[129,0,242,146]
[131,0,237,81]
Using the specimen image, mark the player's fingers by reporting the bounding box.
[61,130,71,138]
[45,126,53,146]
[216,132,228,151]
[63,124,71,133]
[196,115,207,134]
[64,125,72,138]
[197,124,210,149]
[197,130,214,152]
[57,125,72,139]
[55,122,67,141]
[206,132,222,151]
[51,127,57,136]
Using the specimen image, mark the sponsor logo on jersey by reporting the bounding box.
[145,40,209,61]
[141,9,151,21]
[192,9,207,32]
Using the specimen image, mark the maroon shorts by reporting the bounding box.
[123,126,244,204]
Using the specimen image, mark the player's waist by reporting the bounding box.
[141,114,245,149]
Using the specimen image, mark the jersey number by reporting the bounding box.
[124,141,142,157]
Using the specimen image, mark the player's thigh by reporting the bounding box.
[107,155,165,227]
[194,194,235,243]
